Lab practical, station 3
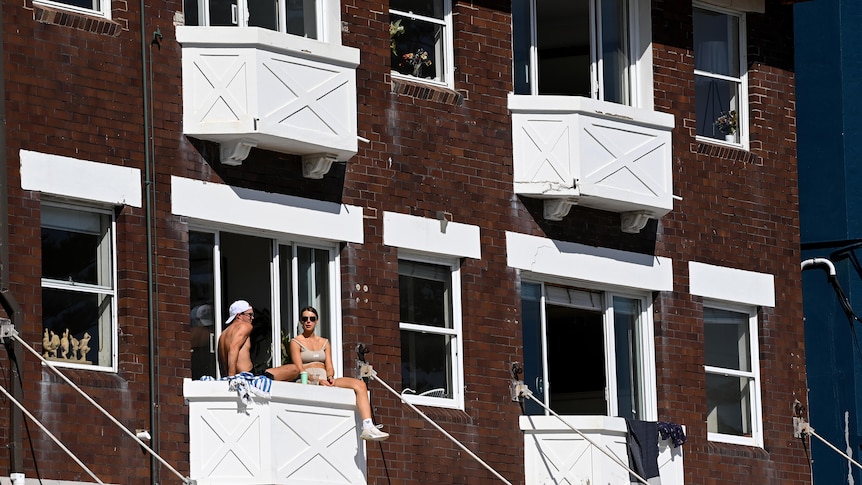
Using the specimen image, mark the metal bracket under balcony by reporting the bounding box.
[509,94,676,232]
[177,26,361,178]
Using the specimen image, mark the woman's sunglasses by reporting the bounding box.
[300,316,317,322]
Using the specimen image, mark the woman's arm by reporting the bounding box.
[323,339,335,385]
[289,339,305,374]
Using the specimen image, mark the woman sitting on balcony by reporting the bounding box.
[289,306,390,442]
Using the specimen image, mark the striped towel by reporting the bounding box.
[200,372,272,406]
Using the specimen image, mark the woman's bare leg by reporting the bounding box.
[334,377,372,420]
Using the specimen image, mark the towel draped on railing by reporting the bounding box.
[201,372,272,405]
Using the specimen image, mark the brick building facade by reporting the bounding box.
[0,0,810,482]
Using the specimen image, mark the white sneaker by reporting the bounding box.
[360,426,389,442]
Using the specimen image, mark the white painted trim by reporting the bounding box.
[397,254,465,410]
[171,176,364,244]
[20,150,142,208]
[506,231,672,292]
[0,480,119,485]
[175,26,360,68]
[689,261,775,307]
[383,211,481,260]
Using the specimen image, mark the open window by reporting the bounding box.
[188,229,337,379]
[513,0,647,106]
[521,282,656,419]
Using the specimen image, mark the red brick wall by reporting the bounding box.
[0,0,810,482]
[652,0,808,483]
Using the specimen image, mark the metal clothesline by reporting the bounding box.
[0,381,104,484]
[1,322,194,484]
[358,360,514,485]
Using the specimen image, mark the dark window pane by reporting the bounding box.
[695,75,739,140]
[614,297,641,420]
[706,373,752,436]
[390,14,441,79]
[399,260,450,328]
[42,227,99,284]
[390,0,444,19]
[286,0,316,37]
[190,232,216,379]
[400,330,451,397]
[536,0,590,96]
[705,307,750,371]
[546,304,606,415]
[58,0,97,10]
[248,0,278,30]
[209,0,238,26]
[42,287,110,366]
[693,8,739,78]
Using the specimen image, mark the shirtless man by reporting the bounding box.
[218,299,300,381]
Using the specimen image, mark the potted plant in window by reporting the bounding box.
[389,18,434,79]
[714,110,738,142]
[401,48,433,77]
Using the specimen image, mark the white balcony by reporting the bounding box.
[521,415,684,484]
[509,95,675,232]
[184,379,367,485]
[177,27,361,177]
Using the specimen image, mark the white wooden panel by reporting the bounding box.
[521,416,685,485]
[509,94,675,218]
[178,26,360,161]
[185,379,367,485]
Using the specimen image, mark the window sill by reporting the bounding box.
[33,3,123,36]
[391,75,464,106]
[412,404,473,425]
[41,367,127,388]
[696,140,762,165]
[707,439,769,459]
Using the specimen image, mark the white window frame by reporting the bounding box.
[524,280,657,420]
[389,0,456,88]
[693,3,748,147]
[190,226,344,378]
[514,0,654,109]
[189,0,341,43]
[33,0,111,19]
[40,201,119,372]
[398,253,465,410]
[704,300,763,447]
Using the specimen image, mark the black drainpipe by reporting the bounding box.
[139,7,160,485]
[0,0,24,475]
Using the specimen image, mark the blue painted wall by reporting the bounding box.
[796,0,862,482]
